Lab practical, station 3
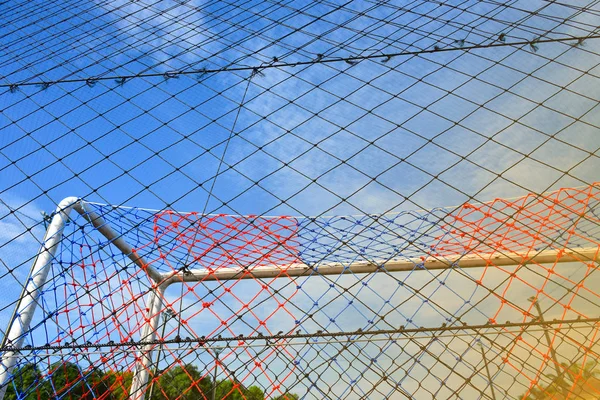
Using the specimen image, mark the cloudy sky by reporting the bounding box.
[0,0,599,398]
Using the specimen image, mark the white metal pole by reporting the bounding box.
[0,197,80,398]
[161,247,597,284]
[129,285,165,400]
[0,198,154,399]
[76,204,161,282]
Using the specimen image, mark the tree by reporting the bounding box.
[3,361,296,400]
[5,362,130,400]
[522,361,600,400]
[47,361,111,399]
[272,394,300,400]
[149,364,212,399]
[214,379,264,400]
[4,363,52,400]
[104,370,133,400]
[245,385,266,400]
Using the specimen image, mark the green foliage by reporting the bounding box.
[47,361,111,399]
[5,362,296,400]
[104,370,133,400]
[214,379,264,400]
[6,361,114,400]
[4,363,51,400]
[272,394,300,400]
[521,361,600,400]
[245,386,265,400]
[149,364,211,400]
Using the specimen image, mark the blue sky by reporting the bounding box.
[1,0,600,398]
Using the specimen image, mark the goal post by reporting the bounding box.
[1,183,599,399]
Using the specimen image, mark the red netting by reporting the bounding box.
[4,185,600,400]
[134,212,302,399]
[436,183,600,398]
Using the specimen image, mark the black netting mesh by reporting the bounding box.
[1,1,600,399]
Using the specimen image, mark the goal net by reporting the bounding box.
[1,183,599,399]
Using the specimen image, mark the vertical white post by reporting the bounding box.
[0,197,80,399]
[129,285,165,400]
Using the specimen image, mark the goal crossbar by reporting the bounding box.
[160,247,597,284]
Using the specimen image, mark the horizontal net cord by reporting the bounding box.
[1,34,598,88]
[2,34,596,238]
[0,0,566,85]
[2,173,596,346]
[2,0,598,88]
[3,316,598,352]
[1,19,596,231]
[2,327,595,356]
[3,181,596,346]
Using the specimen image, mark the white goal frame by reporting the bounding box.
[0,197,596,399]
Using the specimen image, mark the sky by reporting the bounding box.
[0,0,600,398]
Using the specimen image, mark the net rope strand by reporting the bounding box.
[2,34,599,89]
[4,183,600,398]
[1,0,600,83]
[3,0,600,86]
[2,17,596,350]
[2,4,596,223]
[1,1,600,399]
[3,1,596,231]
[1,134,600,394]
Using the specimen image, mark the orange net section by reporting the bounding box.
[437,184,600,399]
